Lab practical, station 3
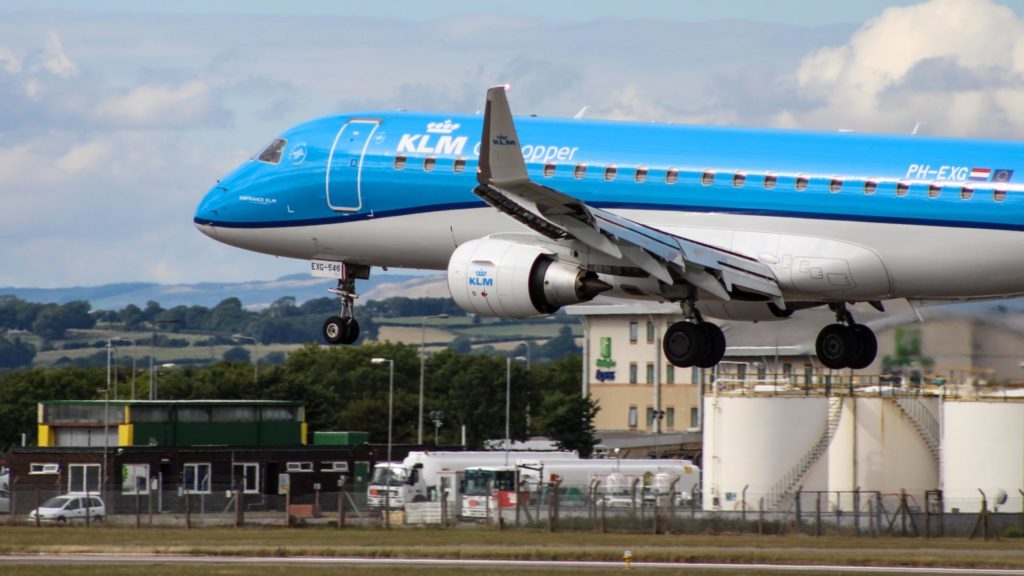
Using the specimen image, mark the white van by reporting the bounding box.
[28,494,105,523]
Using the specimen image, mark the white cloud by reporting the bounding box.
[38,31,77,78]
[0,46,21,74]
[94,79,224,128]
[782,0,1024,137]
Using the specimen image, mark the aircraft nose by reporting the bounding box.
[194,185,228,233]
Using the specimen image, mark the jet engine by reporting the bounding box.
[447,237,611,317]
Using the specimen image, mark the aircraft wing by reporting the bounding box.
[475,86,784,306]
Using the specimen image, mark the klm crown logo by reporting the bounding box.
[427,120,460,134]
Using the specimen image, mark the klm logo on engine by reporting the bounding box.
[468,269,493,287]
[397,119,468,156]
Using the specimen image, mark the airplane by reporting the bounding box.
[195,86,1024,370]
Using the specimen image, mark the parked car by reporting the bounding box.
[28,494,105,523]
[0,488,9,514]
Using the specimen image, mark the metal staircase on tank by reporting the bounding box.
[765,396,844,511]
[893,396,941,463]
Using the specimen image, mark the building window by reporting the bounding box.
[573,164,587,179]
[666,407,675,429]
[629,321,638,343]
[782,363,793,380]
[691,366,700,385]
[233,463,260,494]
[666,364,675,384]
[453,158,466,173]
[184,463,212,494]
[665,168,679,184]
[122,464,150,495]
[763,174,777,189]
[286,461,314,473]
[393,155,407,170]
[628,406,638,428]
[690,407,699,428]
[737,364,747,381]
[646,407,655,427]
[543,163,556,177]
[646,320,655,342]
[629,363,638,384]
[30,463,59,475]
[604,166,617,181]
[646,363,655,384]
[733,173,746,188]
[757,363,767,381]
[321,461,350,472]
[635,167,648,183]
[68,463,101,494]
[795,176,809,191]
[864,180,877,195]
[701,171,714,186]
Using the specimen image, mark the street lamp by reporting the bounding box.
[505,355,527,465]
[232,334,259,384]
[652,409,666,458]
[370,358,395,464]
[149,319,180,400]
[419,314,448,444]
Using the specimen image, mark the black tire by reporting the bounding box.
[663,322,703,368]
[847,324,877,370]
[695,322,726,368]
[57,516,66,523]
[322,316,346,345]
[816,324,855,370]
[340,317,360,345]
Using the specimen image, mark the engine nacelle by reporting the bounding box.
[696,301,795,322]
[447,237,611,317]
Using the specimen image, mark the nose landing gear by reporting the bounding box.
[321,264,366,345]
[815,304,877,370]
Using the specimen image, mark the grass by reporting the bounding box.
[1,526,1023,571]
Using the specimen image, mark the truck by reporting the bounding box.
[462,459,700,517]
[367,450,578,510]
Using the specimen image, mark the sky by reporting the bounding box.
[1,0,1024,289]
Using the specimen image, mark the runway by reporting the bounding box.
[3,553,1024,574]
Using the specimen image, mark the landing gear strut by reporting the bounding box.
[322,264,364,345]
[663,300,726,368]
[815,304,877,370]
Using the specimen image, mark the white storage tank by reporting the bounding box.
[942,400,1024,513]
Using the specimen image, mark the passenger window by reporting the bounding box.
[543,163,556,177]
[733,173,746,188]
[665,168,679,184]
[257,138,287,164]
[829,178,842,193]
[453,158,466,173]
[635,167,648,183]
[960,186,974,200]
[394,156,407,170]
[928,183,941,198]
[896,181,909,197]
[701,171,714,186]
[795,176,808,191]
[864,180,877,195]
[573,164,586,179]
[423,157,436,172]
[763,174,777,189]
[604,166,617,181]
[994,189,1007,202]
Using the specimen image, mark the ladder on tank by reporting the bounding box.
[765,396,844,511]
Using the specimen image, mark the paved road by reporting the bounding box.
[3,554,1024,574]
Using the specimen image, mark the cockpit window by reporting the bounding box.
[257,138,287,164]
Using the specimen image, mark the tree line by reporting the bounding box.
[0,343,598,456]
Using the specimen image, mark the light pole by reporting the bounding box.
[505,355,527,465]
[102,340,115,497]
[429,410,444,445]
[419,314,448,444]
[149,319,180,400]
[371,358,395,464]
[232,334,259,384]
[652,409,666,458]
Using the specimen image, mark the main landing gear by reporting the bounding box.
[322,266,362,345]
[815,304,877,370]
[663,302,726,369]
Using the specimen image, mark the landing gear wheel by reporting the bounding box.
[664,322,703,368]
[339,317,360,345]
[323,316,346,345]
[695,323,726,369]
[816,324,856,370]
[847,324,877,370]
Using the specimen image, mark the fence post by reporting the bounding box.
[630,478,640,520]
[135,488,142,529]
[835,491,842,536]
[338,477,347,530]
[600,497,607,533]
[85,487,91,528]
[148,481,154,527]
[185,490,191,529]
[439,488,447,529]
[814,492,821,537]
[758,497,764,535]
[284,488,291,528]
[853,488,860,537]
[34,482,41,528]
[741,484,748,526]
[548,479,562,533]
[234,480,243,528]
[795,488,803,533]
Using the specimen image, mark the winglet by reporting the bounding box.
[478,85,529,187]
